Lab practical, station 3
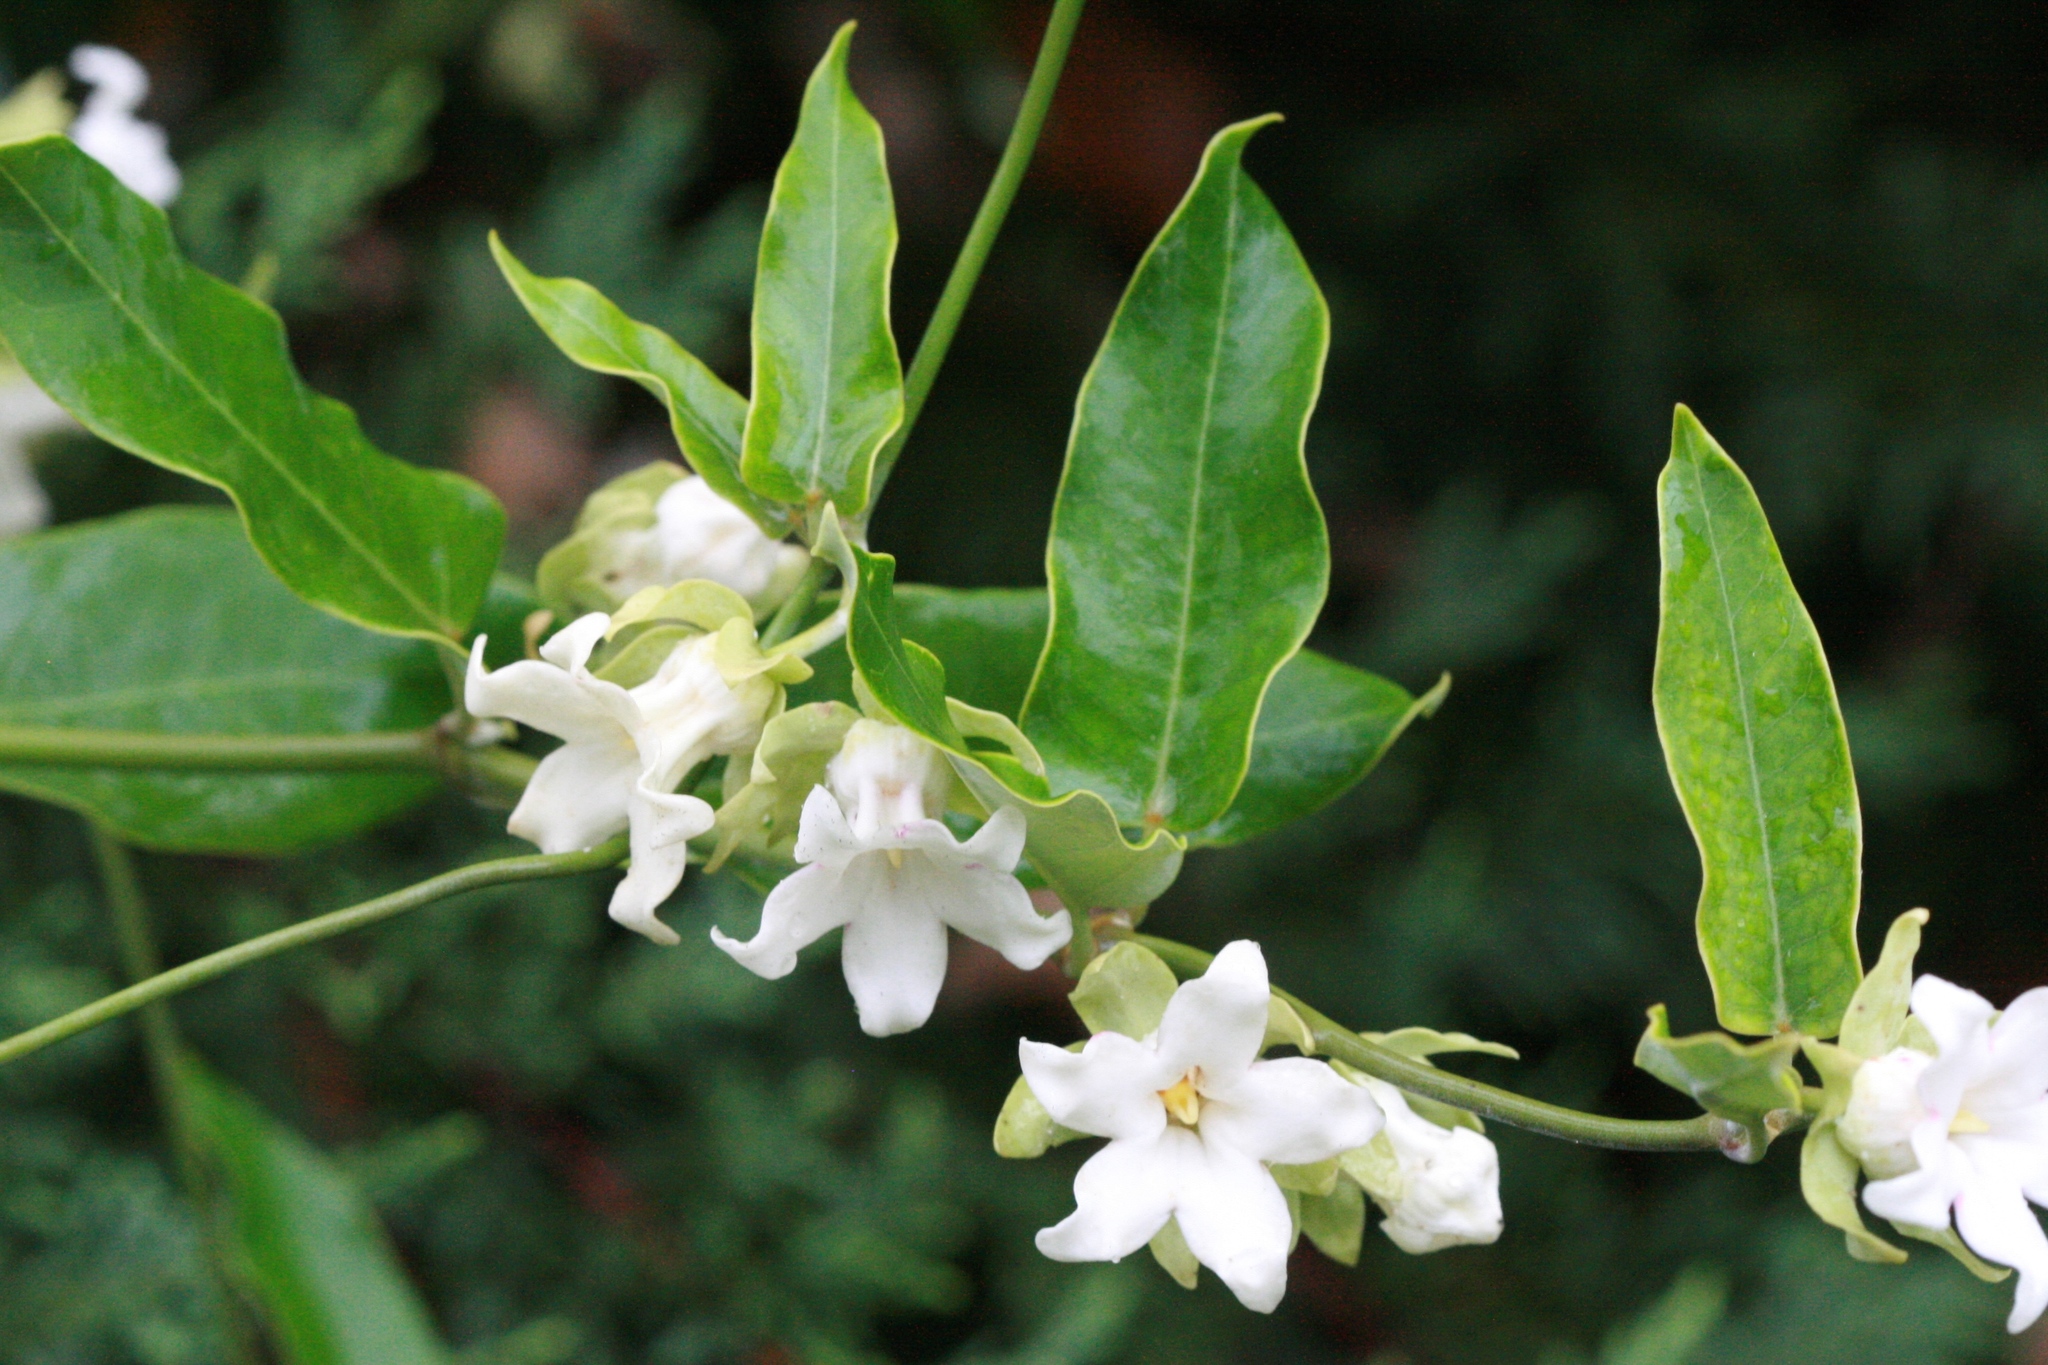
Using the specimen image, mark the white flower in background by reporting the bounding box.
[0,376,63,537]
[1844,975,2048,1333]
[599,475,809,611]
[68,45,181,207]
[1348,1075,1502,1253]
[1018,941,1383,1312]
[712,719,1068,1037]
[466,613,776,943]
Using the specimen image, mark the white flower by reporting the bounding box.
[0,374,63,537]
[711,720,1069,1037]
[1349,1076,1502,1253]
[1852,975,2048,1333]
[597,475,808,612]
[1018,941,1383,1312]
[68,46,180,207]
[466,613,776,944]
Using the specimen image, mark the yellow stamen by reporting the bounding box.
[1159,1075,1202,1127]
[887,848,904,869]
[1951,1108,1992,1136]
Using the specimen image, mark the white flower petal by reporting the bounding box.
[69,46,180,207]
[1912,975,1998,1059]
[1153,940,1271,1083]
[1974,988,2048,1113]
[1864,1119,1967,1230]
[538,612,612,670]
[1018,1033,1171,1143]
[792,785,868,868]
[910,852,1067,971]
[1035,1129,1187,1265]
[711,860,864,980]
[1199,1056,1383,1166]
[504,734,637,854]
[1952,1169,2048,1333]
[466,636,619,744]
[605,784,714,945]
[1177,1131,1294,1313]
[840,863,952,1036]
[954,803,1028,869]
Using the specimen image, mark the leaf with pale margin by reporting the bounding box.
[740,22,902,518]
[0,136,503,640]
[1023,116,1330,833]
[0,509,442,853]
[1654,406,1861,1035]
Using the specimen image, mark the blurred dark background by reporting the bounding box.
[2,1,2046,1361]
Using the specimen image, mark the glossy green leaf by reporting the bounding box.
[1839,908,1928,1059]
[0,509,442,852]
[1634,1004,1803,1160]
[489,237,785,533]
[1023,116,1330,833]
[739,22,902,518]
[823,528,1185,913]
[1068,941,1179,1038]
[1654,406,1862,1036]
[0,136,503,640]
[179,1061,451,1364]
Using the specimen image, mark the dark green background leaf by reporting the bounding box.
[0,509,442,853]
[0,136,503,641]
[1023,116,1330,833]
[1654,407,1862,1037]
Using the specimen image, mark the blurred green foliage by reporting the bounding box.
[1,1,2045,1361]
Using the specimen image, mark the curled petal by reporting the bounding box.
[538,612,612,671]
[1154,940,1270,1083]
[1200,1057,1383,1166]
[712,860,861,980]
[606,783,714,945]
[792,786,868,869]
[1176,1132,1294,1313]
[465,634,619,744]
[1019,1033,1172,1143]
[904,852,1066,972]
[955,803,1028,870]
[840,865,952,1036]
[505,734,637,855]
[1952,1169,2048,1333]
[1035,1130,1186,1265]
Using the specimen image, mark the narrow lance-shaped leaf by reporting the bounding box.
[488,233,787,533]
[0,136,503,641]
[1023,116,1331,833]
[0,509,443,853]
[1654,406,1861,1036]
[740,22,902,519]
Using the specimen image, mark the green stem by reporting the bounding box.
[1130,934,1766,1153]
[761,558,832,648]
[866,0,1087,503]
[0,835,628,1069]
[0,724,439,770]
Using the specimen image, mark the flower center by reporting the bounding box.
[1158,1072,1203,1127]
[1950,1107,1992,1136]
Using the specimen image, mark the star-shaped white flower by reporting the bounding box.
[711,720,1069,1036]
[1019,940,1384,1312]
[68,46,180,207]
[467,612,776,944]
[601,475,808,612]
[1851,975,2048,1333]
[1348,1075,1502,1254]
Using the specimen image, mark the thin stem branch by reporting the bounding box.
[761,558,832,648]
[0,724,438,771]
[1129,934,1774,1154]
[866,0,1087,504]
[0,835,628,1069]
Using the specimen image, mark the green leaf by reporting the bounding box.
[1654,405,1862,1036]
[1634,1003,1803,1160]
[1068,941,1179,1038]
[489,238,785,533]
[739,22,902,519]
[0,509,442,853]
[1800,1119,1907,1265]
[180,1062,451,1364]
[0,136,503,641]
[1362,1027,1521,1062]
[1023,116,1331,833]
[1839,908,1928,1059]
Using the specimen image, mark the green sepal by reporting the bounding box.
[1798,1118,1907,1264]
[489,236,783,532]
[1298,1175,1365,1267]
[707,700,860,869]
[609,580,757,636]
[991,1043,1086,1159]
[1840,908,1930,1059]
[1633,1004,1803,1161]
[1069,942,1179,1038]
[1890,1217,2011,1283]
[1148,1217,1201,1291]
[1265,995,1317,1055]
[1270,1157,1339,1197]
[1336,1130,1403,1202]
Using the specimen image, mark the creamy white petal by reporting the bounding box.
[1912,975,1997,1060]
[711,859,864,979]
[1952,1168,2048,1333]
[912,834,1067,970]
[538,612,612,670]
[1176,1131,1294,1313]
[1035,1129,1186,1265]
[841,866,952,1036]
[504,733,638,854]
[466,636,619,744]
[792,785,869,869]
[1018,1033,1172,1143]
[605,784,714,945]
[1153,940,1270,1083]
[1864,1119,1968,1230]
[1974,988,2048,1112]
[1199,1056,1383,1166]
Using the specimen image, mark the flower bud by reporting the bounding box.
[1353,1077,1503,1254]
[826,719,953,841]
[1838,1046,1934,1180]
